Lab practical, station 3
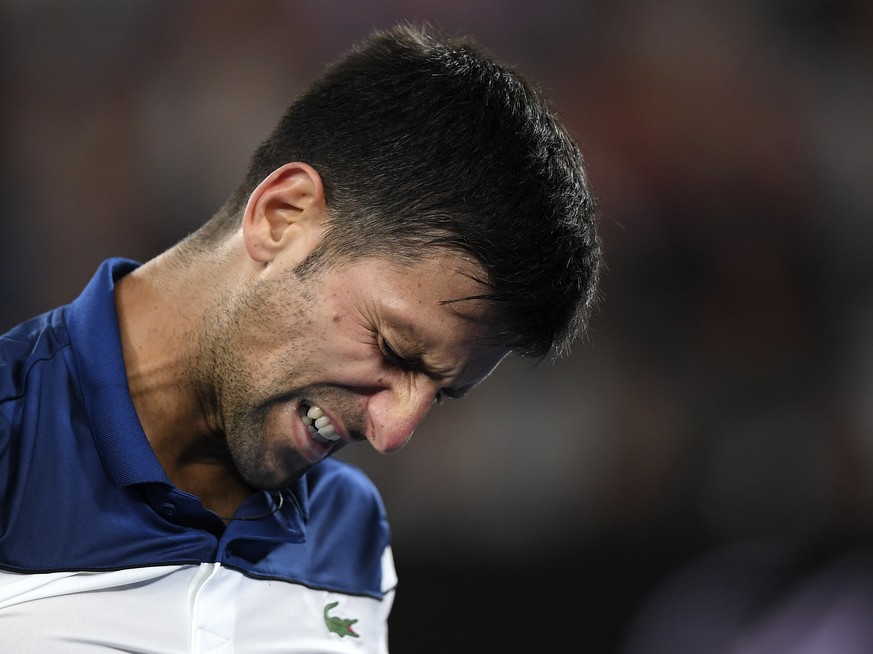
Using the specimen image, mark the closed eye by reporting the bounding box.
[378,336,416,371]
[378,335,463,404]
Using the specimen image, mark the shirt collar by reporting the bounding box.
[66,258,165,487]
[65,258,311,526]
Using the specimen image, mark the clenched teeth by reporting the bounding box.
[301,403,340,443]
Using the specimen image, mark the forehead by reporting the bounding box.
[365,250,486,302]
[335,252,498,341]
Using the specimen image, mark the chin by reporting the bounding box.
[238,455,311,491]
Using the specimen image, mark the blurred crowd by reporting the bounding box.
[3,1,872,651]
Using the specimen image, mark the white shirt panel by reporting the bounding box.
[0,562,393,653]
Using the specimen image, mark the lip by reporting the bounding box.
[281,402,321,465]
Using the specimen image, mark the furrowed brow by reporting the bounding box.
[402,351,451,383]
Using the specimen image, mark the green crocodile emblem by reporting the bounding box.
[323,601,359,638]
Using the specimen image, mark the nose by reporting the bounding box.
[366,378,437,453]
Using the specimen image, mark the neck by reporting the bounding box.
[115,245,254,516]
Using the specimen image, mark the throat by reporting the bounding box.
[148,439,256,520]
[194,482,256,522]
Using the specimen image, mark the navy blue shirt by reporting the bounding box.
[0,259,392,599]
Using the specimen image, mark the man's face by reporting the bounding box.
[200,252,508,490]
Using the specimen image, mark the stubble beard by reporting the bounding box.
[197,272,316,490]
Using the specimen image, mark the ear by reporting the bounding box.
[242,162,327,265]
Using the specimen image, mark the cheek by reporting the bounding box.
[320,311,381,363]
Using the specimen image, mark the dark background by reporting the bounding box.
[3,1,873,652]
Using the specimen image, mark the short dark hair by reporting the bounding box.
[197,23,601,359]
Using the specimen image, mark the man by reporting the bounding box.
[0,24,600,652]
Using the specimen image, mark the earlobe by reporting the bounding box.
[242,162,326,264]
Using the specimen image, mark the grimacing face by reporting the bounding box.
[198,252,508,490]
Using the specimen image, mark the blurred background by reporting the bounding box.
[2,1,873,652]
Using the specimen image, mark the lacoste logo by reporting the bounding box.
[323,601,359,638]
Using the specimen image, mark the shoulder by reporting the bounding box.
[0,308,72,405]
[303,458,389,529]
[268,459,394,598]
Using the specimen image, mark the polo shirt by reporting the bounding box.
[0,259,396,652]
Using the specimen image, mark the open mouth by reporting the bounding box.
[300,402,341,445]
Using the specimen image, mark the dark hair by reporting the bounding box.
[198,23,601,359]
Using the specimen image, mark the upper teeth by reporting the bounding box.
[302,404,340,442]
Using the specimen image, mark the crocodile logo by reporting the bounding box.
[324,601,359,638]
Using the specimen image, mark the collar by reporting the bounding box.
[65,258,310,531]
